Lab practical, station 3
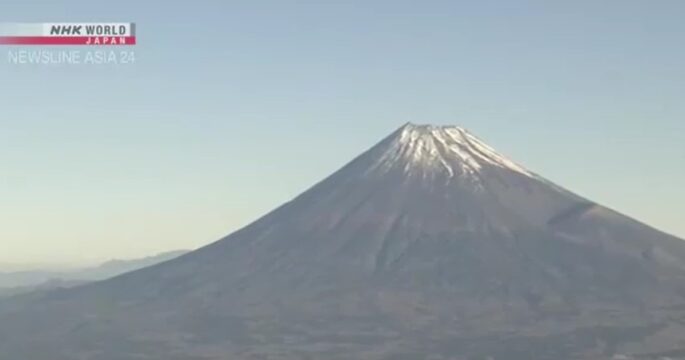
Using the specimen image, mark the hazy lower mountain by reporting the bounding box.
[0,250,189,297]
[0,278,87,299]
[0,269,64,289]
[1,123,685,360]
[71,249,191,281]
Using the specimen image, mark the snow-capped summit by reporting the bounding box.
[370,123,534,179]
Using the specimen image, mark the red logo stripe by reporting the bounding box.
[0,36,136,45]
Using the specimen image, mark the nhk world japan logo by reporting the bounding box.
[0,22,136,45]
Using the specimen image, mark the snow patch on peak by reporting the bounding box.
[370,123,535,180]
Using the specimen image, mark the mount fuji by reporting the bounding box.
[1,123,685,360]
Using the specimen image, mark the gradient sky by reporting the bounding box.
[1,0,684,267]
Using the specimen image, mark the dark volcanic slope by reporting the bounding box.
[2,123,685,360]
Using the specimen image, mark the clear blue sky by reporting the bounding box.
[1,0,684,266]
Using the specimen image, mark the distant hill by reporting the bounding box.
[0,278,87,298]
[0,250,189,298]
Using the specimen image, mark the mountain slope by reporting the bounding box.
[1,123,684,360]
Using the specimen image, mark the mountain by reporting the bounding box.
[1,123,685,360]
[72,250,191,281]
[0,278,87,299]
[0,250,189,298]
